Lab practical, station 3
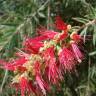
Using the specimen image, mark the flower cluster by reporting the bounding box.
[0,16,84,96]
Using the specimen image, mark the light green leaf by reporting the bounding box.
[73,17,90,24]
[89,51,96,56]
[80,27,88,43]
[93,24,96,46]
[38,12,45,18]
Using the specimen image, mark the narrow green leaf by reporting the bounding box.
[80,27,88,43]
[0,70,8,92]
[38,12,45,18]
[93,24,96,46]
[89,51,96,56]
[73,17,90,24]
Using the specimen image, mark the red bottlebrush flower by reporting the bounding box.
[37,27,58,40]
[58,48,76,72]
[0,60,8,68]
[34,61,41,74]
[28,81,37,95]
[12,79,37,96]
[24,38,44,54]
[55,16,67,30]
[17,66,27,72]
[45,64,59,84]
[26,36,48,42]
[37,28,58,40]
[15,51,29,58]
[70,32,82,41]
[11,83,20,96]
[0,60,7,65]
[36,74,46,95]
[70,41,83,63]
[43,47,59,83]
[4,57,27,71]
[40,30,58,39]
[34,61,49,95]
[19,77,28,96]
[19,77,36,96]
[57,31,68,42]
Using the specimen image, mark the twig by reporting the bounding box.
[47,0,50,29]
[77,19,96,33]
[0,69,8,94]
[85,57,91,96]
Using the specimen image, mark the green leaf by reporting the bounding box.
[33,16,39,23]
[38,12,45,18]
[38,0,49,11]
[80,27,88,43]
[39,5,46,11]
[93,24,96,46]
[0,70,8,92]
[89,51,96,56]
[73,17,90,24]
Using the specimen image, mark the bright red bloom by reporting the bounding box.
[37,28,58,39]
[15,51,30,58]
[12,79,37,96]
[43,47,59,83]
[40,30,58,39]
[24,38,44,54]
[36,74,47,95]
[0,16,85,96]
[19,77,36,96]
[55,16,67,30]
[59,48,76,72]
[4,57,27,71]
[19,77,29,96]
[34,61,49,95]
[25,36,47,42]
[57,31,68,42]
[70,42,83,63]
[70,32,82,41]
[17,66,27,72]
[0,60,8,70]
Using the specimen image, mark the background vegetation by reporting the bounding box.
[0,0,96,96]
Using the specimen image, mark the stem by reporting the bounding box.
[0,69,8,94]
[86,57,91,96]
[76,19,96,33]
[47,0,50,29]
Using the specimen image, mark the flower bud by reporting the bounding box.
[67,24,71,30]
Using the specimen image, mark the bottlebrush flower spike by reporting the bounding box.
[0,16,85,96]
[37,28,58,40]
[42,30,58,39]
[19,77,29,96]
[15,51,29,58]
[70,41,83,63]
[24,38,44,54]
[25,36,47,42]
[56,30,68,42]
[36,74,46,95]
[55,16,67,30]
[43,47,59,83]
[70,32,82,41]
[58,48,76,72]
[4,57,27,71]
[34,61,49,95]
[19,77,36,96]
[0,60,7,65]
